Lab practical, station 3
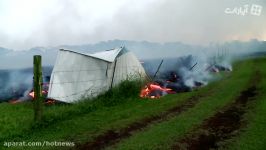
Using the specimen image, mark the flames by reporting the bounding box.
[45,99,56,105]
[140,82,176,98]
[140,59,233,99]
[26,81,55,104]
[9,99,21,104]
[28,90,48,99]
[9,90,55,105]
[28,90,55,105]
[8,78,53,104]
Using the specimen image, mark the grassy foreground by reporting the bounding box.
[107,58,261,150]
[0,57,265,150]
[222,58,266,150]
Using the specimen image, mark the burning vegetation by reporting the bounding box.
[0,52,233,102]
[140,55,232,98]
[0,67,53,104]
[140,82,176,98]
[9,76,53,104]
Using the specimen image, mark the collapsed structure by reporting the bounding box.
[48,46,146,103]
[140,55,233,98]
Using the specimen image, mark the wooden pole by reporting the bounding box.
[33,55,43,122]
[110,59,117,89]
[189,62,198,71]
[153,59,164,79]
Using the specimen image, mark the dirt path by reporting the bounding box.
[76,92,212,150]
[172,71,261,150]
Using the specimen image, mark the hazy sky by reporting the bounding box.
[0,0,265,50]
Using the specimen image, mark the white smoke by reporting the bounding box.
[0,69,32,101]
[0,67,52,102]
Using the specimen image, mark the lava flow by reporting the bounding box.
[140,82,176,98]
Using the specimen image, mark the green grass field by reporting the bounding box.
[0,57,265,150]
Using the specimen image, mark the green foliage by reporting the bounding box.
[0,57,266,150]
[0,79,145,146]
[96,79,143,106]
[108,58,256,150]
[35,79,144,128]
[221,57,266,150]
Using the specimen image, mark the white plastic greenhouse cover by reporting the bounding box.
[48,47,146,103]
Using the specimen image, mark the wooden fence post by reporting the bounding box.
[33,55,43,122]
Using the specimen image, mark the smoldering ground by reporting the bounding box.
[0,67,52,102]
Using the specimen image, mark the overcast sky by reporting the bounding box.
[0,0,265,50]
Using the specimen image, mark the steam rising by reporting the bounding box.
[0,0,265,101]
[0,67,52,102]
[0,0,265,50]
[0,69,32,100]
[0,40,265,101]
